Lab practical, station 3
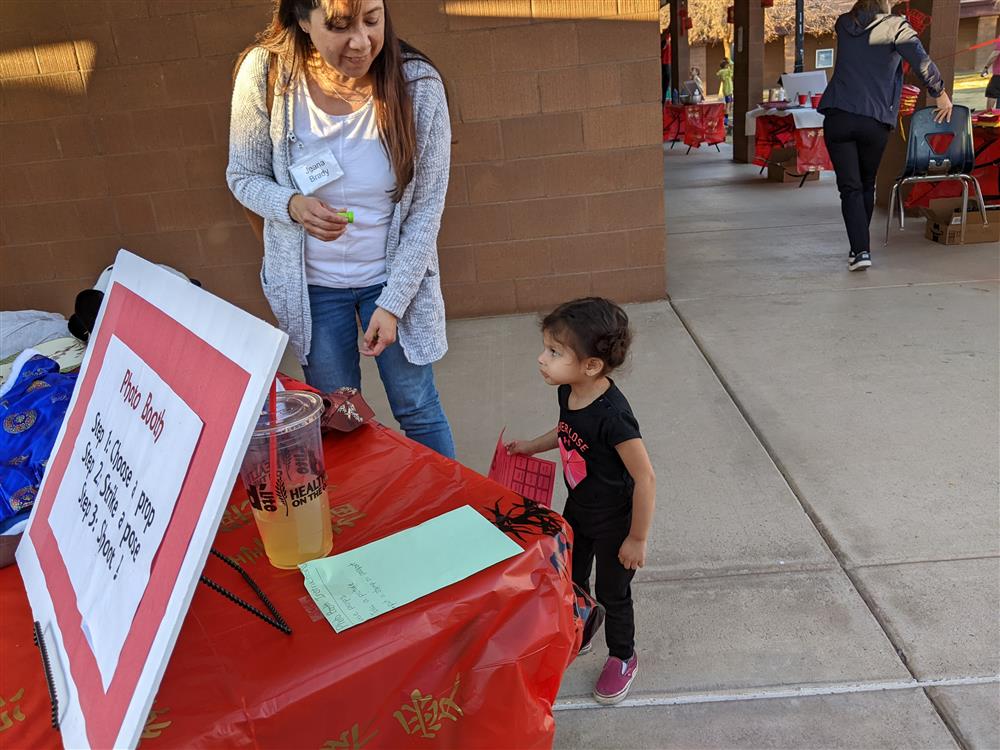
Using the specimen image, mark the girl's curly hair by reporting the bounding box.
[542,297,632,374]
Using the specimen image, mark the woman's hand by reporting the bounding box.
[289,195,348,241]
[362,307,397,357]
[932,92,953,124]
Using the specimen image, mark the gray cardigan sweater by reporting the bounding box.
[227,47,450,366]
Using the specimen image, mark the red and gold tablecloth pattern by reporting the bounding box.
[0,421,584,749]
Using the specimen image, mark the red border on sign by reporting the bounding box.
[28,284,250,748]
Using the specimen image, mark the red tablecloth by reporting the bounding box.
[663,103,685,142]
[903,124,1000,208]
[0,422,585,748]
[663,103,725,148]
[753,114,833,173]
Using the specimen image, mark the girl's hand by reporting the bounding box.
[505,440,534,456]
[362,307,397,357]
[932,92,953,124]
[618,536,647,570]
[289,195,348,241]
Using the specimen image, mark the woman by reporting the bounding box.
[818,0,952,272]
[982,40,1000,112]
[227,0,455,458]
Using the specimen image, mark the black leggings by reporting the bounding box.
[569,517,635,661]
[823,109,891,253]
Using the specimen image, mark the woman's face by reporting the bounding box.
[299,0,385,80]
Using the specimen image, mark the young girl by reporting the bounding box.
[507,298,656,705]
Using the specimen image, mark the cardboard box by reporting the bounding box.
[767,146,820,183]
[921,198,1000,245]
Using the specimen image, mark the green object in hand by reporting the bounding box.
[338,210,354,223]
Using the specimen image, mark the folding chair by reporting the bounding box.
[886,105,988,245]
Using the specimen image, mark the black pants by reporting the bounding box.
[662,64,671,102]
[569,515,635,660]
[823,109,891,254]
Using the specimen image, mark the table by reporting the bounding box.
[903,122,1000,209]
[746,107,833,182]
[0,419,585,748]
[664,103,726,152]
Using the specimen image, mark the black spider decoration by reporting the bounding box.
[483,497,563,541]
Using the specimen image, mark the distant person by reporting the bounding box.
[689,66,706,99]
[982,40,1000,111]
[818,0,952,271]
[661,32,672,103]
[717,58,734,125]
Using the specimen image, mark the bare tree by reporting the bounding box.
[667,0,853,45]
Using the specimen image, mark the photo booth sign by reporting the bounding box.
[16,250,287,749]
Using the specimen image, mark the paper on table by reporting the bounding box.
[300,505,523,632]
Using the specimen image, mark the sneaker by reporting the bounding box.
[593,653,638,705]
[848,250,872,271]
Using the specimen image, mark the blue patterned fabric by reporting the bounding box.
[0,355,77,532]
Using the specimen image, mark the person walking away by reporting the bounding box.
[227,0,456,457]
[506,298,656,705]
[818,0,952,272]
[982,40,1000,112]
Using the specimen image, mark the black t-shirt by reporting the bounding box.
[557,382,642,531]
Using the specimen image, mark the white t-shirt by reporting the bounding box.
[293,78,396,289]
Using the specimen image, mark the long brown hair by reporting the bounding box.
[235,0,441,202]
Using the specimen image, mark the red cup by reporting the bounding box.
[798,93,808,106]
[810,93,822,108]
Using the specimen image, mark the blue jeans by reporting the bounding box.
[303,284,456,459]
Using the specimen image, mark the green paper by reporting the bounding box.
[300,505,523,632]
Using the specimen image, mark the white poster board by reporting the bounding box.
[16,250,288,749]
[780,70,828,104]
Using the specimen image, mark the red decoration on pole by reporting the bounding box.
[727,5,735,23]
[761,0,774,7]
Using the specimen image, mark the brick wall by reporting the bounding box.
[411,0,666,315]
[0,0,666,321]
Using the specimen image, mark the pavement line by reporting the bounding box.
[667,221,842,236]
[850,554,1000,571]
[669,279,1000,305]
[553,674,1000,712]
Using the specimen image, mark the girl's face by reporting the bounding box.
[537,331,602,386]
[299,0,385,80]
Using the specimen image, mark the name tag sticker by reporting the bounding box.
[290,148,343,195]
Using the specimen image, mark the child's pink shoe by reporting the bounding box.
[593,653,637,704]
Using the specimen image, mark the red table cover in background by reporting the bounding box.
[682,103,726,148]
[0,422,585,748]
[753,114,833,173]
[663,103,726,147]
[663,103,685,142]
[903,124,1000,208]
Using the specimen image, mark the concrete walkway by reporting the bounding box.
[332,141,999,748]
